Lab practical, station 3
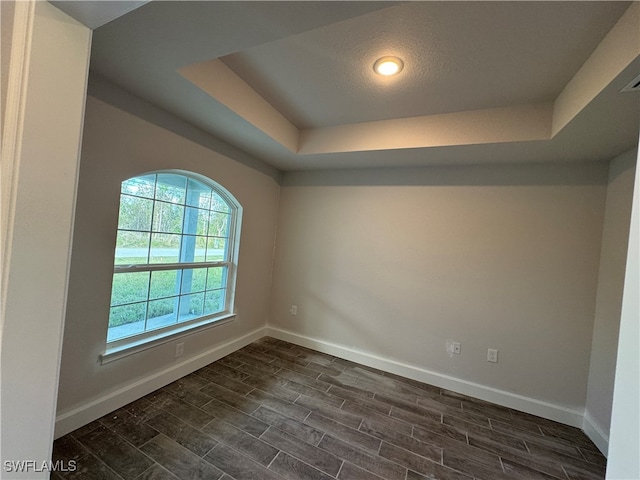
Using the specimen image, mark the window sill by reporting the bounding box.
[100,313,236,364]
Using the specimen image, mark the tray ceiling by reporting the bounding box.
[80,1,639,170]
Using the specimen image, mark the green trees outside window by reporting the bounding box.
[107,172,241,344]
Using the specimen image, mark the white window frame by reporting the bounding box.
[102,170,241,362]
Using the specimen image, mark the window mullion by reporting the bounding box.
[114,261,228,274]
[143,270,151,332]
[144,174,157,334]
[148,173,158,263]
[224,214,232,263]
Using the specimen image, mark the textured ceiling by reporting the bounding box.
[84,1,639,171]
[222,2,628,129]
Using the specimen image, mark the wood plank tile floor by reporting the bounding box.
[52,338,606,480]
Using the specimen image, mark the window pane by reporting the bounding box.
[150,233,180,263]
[115,231,150,265]
[184,207,209,236]
[178,293,204,321]
[204,289,225,315]
[152,201,184,234]
[122,174,155,199]
[208,211,230,238]
[146,297,178,330]
[186,178,211,209]
[149,270,179,300]
[108,302,146,341]
[180,268,207,294]
[194,236,207,261]
[197,189,214,210]
[118,195,153,231]
[155,174,186,204]
[207,267,227,290]
[110,272,150,306]
[177,233,197,263]
[109,172,239,345]
[170,235,208,262]
[211,192,230,213]
[206,237,227,261]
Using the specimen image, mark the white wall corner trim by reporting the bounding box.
[266,326,585,429]
[54,326,267,438]
[605,138,640,479]
[0,2,91,476]
[1,0,34,322]
[583,411,610,457]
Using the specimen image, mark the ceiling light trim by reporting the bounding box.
[373,56,404,76]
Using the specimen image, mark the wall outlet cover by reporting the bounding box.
[487,348,498,363]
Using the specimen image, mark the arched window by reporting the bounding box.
[107,171,241,348]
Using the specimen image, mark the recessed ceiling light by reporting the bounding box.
[373,56,404,76]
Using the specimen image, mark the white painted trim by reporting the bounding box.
[0,1,36,465]
[54,326,266,438]
[101,315,236,364]
[1,3,92,473]
[266,326,584,428]
[55,325,594,440]
[606,132,640,479]
[1,0,34,324]
[583,411,609,457]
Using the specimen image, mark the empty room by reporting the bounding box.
[2,1,639,480]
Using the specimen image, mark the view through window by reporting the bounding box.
[107,172,240,346]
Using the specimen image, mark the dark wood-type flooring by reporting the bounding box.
[52,337,606,480]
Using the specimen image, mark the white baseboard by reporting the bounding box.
[55,324,591,440]
[583,411,609,456]
[266,326,584,429]
[54,326,266,438]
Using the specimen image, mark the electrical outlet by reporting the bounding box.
[289,305,298,316]
[487,348,498,363]
[175,342,184,358]
[446,341,461,356]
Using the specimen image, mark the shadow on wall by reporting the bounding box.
[88,73,282,183]
[608,149,637,182]
[283,162,610,188]
[295,245,465,375]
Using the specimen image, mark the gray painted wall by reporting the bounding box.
[270,163,609,411]
[585,149,636,442]
[56,97,280,416]
[53,86,636,460]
